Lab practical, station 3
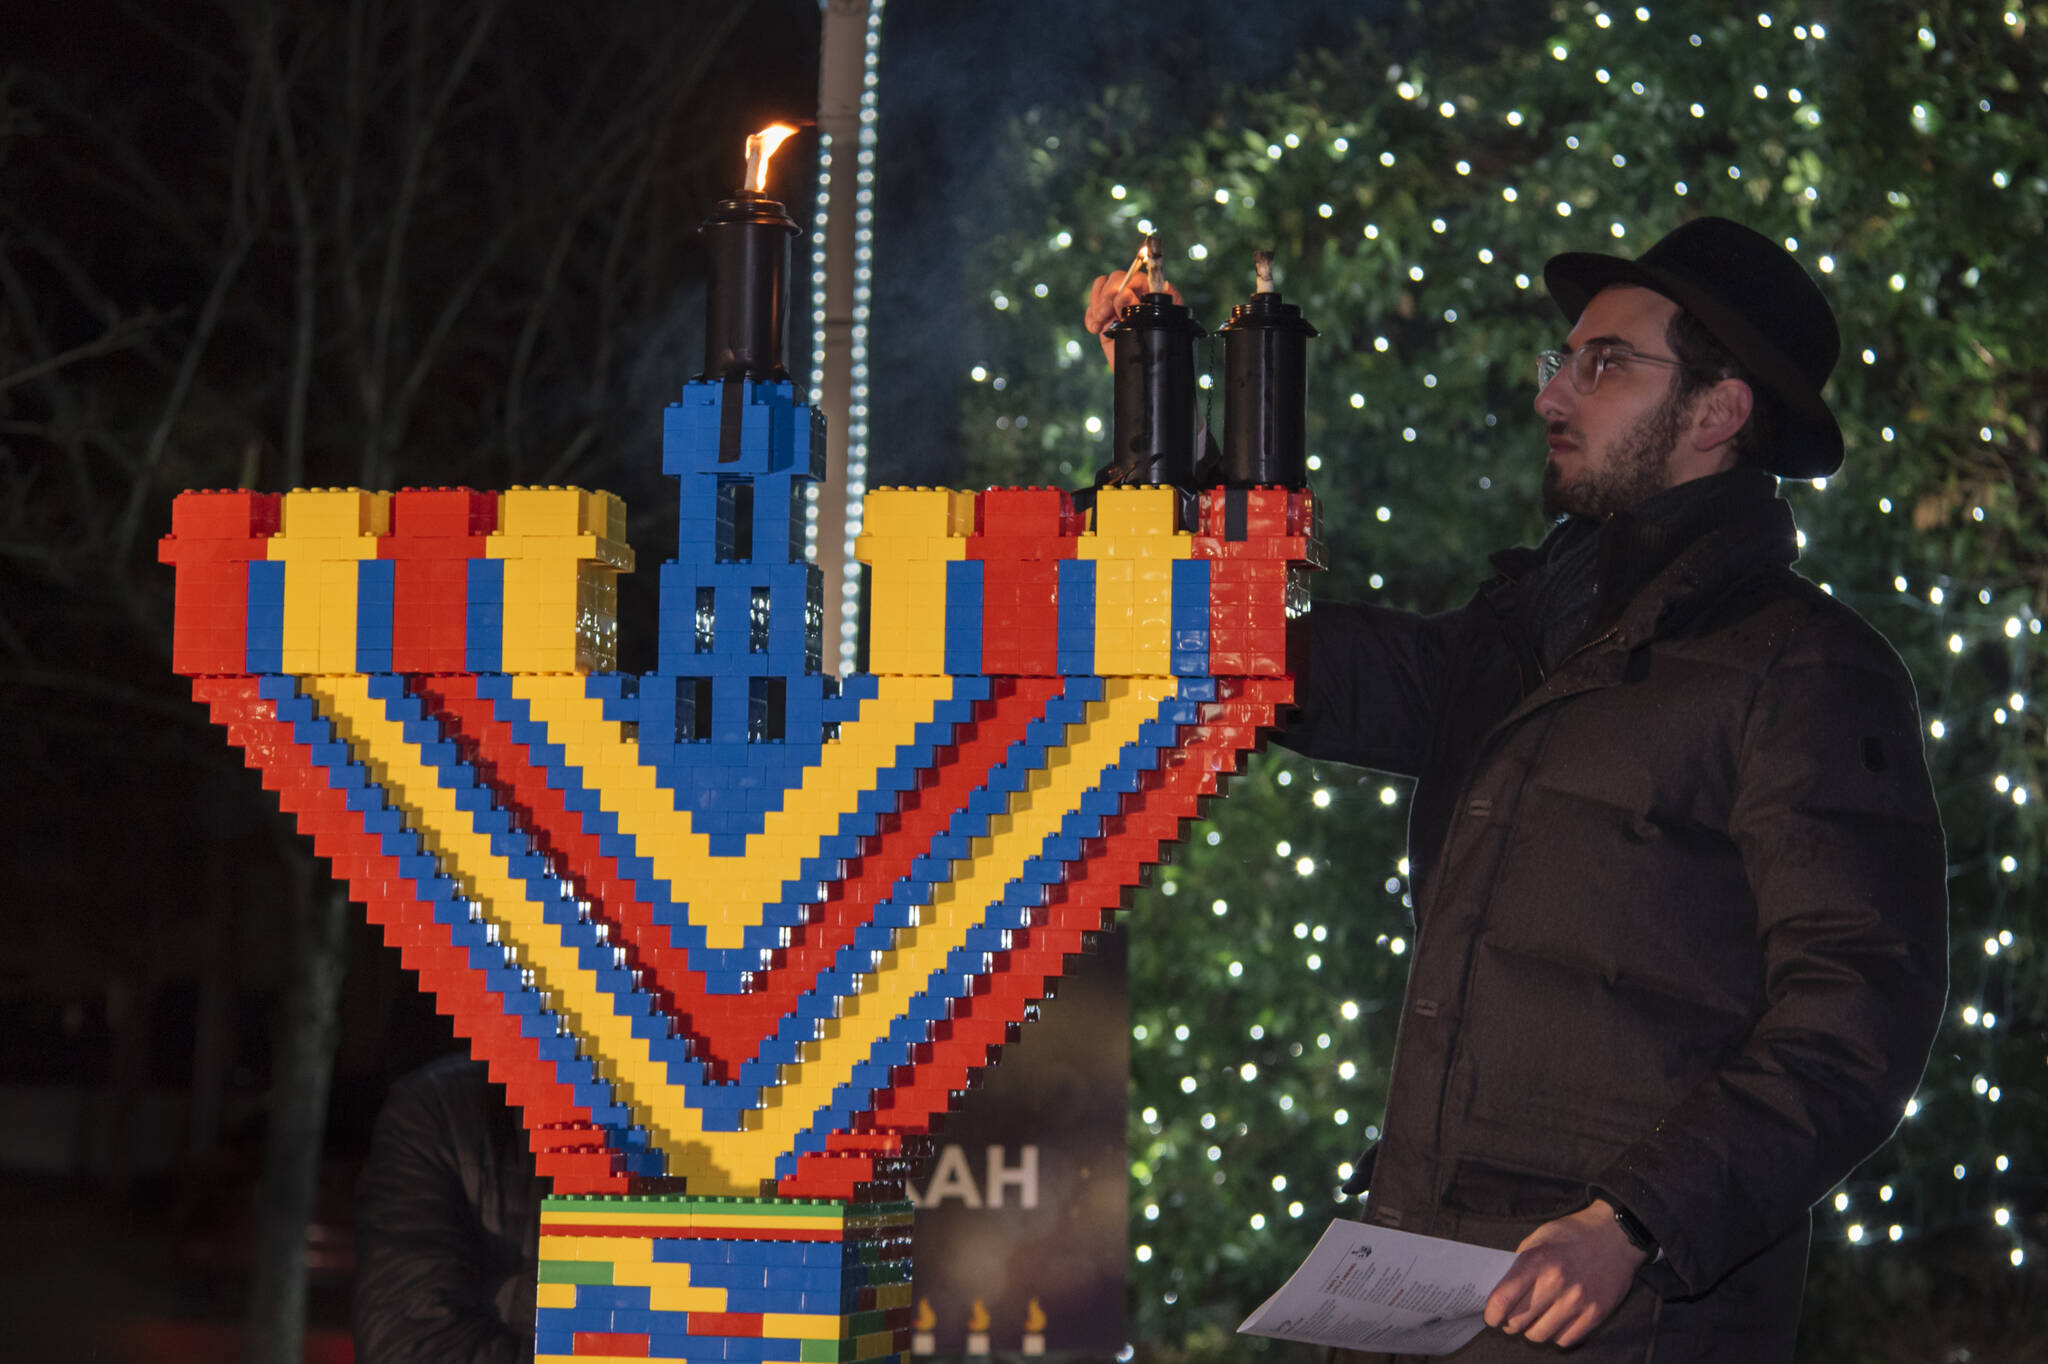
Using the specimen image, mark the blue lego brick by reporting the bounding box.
[245,560,286,673]
[247,558,286,604]
[1172,553,1210,608]
[1056,558,1097,674]
[356,558,396,671]
[944,558,984,675]
[465,558,502,672]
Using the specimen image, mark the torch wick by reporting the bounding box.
[1143,234,1169,300]
[1254,250,1275,295]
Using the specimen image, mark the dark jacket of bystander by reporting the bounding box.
[353,1054,541,1364]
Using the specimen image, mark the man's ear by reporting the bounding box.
[1691,377,1755,452]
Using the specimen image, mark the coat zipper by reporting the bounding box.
[1416,623,1621,1208]
[1421,623,1620,924]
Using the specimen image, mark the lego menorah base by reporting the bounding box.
[537,1193,912,1363]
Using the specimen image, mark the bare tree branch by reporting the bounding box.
[0,311,158,398]
[362,0,505,485]
[248,4,320,489]
[110,52,272,571]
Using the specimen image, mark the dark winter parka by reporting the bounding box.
[1284,481,1948,1363]
[353,1054,541,1364]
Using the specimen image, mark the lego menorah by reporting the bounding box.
[164,130,1319,1362]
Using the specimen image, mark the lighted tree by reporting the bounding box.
[949,2,2046,1357]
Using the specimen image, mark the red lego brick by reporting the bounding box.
[684,1314,763,1338]
[388,487,499,538]
[168,489,283,541]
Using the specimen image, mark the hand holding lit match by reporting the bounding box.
[1086,235,1183,369]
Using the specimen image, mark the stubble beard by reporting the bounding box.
[1541,386,1688,520]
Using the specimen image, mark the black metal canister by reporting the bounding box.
[1105,291,1206,489]
[1216,255,1317,487]
[699,192,801,382]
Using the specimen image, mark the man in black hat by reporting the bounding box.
[1087,218,1947,1361]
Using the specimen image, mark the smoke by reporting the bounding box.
[867,0,1391,486]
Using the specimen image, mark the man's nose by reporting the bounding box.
[1534,370,1573,423]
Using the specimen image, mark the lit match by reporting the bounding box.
[1125,232,1168,299]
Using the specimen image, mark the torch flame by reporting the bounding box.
[968,1299,991,1331]
[745,123,799,195]
[1024,1298,1047,1332]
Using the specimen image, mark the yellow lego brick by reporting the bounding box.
[500,485,589,536]
[1091,484,1179,537]
[493,532,634,573]
[501,558,578,596]
[595,488,628,543]
[763,1312,843,1340]
[857,487,973,544]
[539,1235,596,1261]
[864,560,953,676]
[278,487,390,538]
[536,1282,579,1309]
[690,1213,846,1232]
[539,1231,658,1263]
[644,1283,729,1314]
[314,560,359,673]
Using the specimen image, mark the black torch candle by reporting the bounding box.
[700,123,802,383]
[1217,250,1317,488]
[1104,235,1205,489]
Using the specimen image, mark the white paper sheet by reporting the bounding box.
[1238,1218,1521,1356]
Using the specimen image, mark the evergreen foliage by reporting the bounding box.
[952,3,2047,1356]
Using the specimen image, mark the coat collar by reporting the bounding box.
[1481,472,1797,648]
[1606,492,1798,651]
[1484,484,1800,716]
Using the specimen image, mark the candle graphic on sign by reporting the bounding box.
[1022,1298,1049,1356]
[965,1299,992,1357]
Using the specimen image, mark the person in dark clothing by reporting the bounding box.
[1087,218,1948,1362]
[353,1053,541,1364]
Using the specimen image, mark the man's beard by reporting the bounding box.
[1541,387,1687,520]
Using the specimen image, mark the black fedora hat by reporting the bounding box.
[1544,217,1843,478]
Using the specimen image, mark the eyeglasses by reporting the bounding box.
[1536,342,1687,395]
